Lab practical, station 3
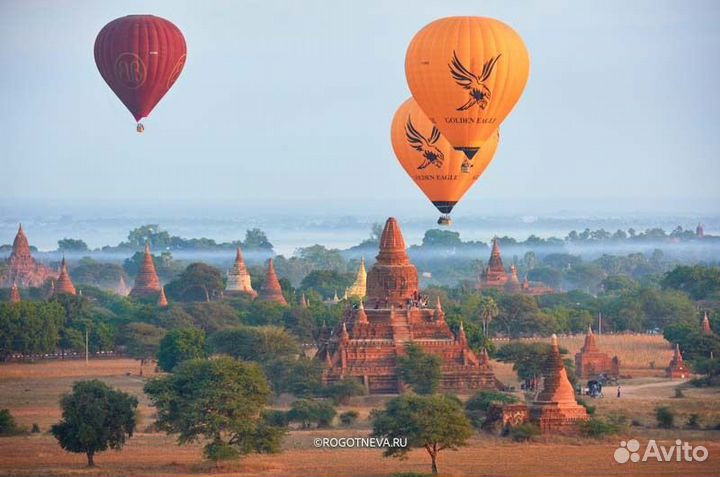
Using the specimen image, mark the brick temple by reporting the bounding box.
[316,217,501,394]
[129,244,162,299]
[574,326,620,378]
[225,247,257,298]
[258,258,287,305]
[53,257,77,296]
[666,344,690,379]
[530,334,589,433]
[3,225,55,288]
[476,238,554,295]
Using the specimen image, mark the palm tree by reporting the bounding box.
[478,296,499,337]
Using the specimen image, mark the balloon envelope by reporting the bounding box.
[405,17,528,159]
[94,15,187,123]
[391,98,499,215]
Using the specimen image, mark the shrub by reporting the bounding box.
[261,410,288,427]
[674,388,685,398]
[322,379,365,405]
[465,390,518,429]
[579,418,621,438]
[0,409,18,436]
[686,414,701,429]
[31,423,40,433]
[577,398,596,415]
[656,406,675,429]
[287,399,336,429]
[339,410,359,427]
[510,423,540,442]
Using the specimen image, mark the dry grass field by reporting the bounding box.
[0,336,718,477]
[519,333,673,377]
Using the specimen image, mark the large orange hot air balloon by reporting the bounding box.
[405,17,528,169]
[391,98,499,226]
[95,15,187,133]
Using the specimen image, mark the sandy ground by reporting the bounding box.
[0,354,718,477]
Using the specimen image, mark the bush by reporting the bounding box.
[674,388,685,398]
[577,398,596,415]
[0,409,18,436]
[510,423,540,442]
[579,418,621,438]
[656,406,675,429]
[261,410,288,427]
[322,379,365,405]
[339,410,359,427]
[287,399,336,429]
[686,414,701,429]
[31,423,40,433]
[465,390,518,429]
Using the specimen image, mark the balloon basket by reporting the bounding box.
[461,162,471,173]
[136,123,145,134]
[437,215,453,226]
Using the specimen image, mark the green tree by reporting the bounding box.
[209,325,299,362]
[371,394,473,475]
[662,265,720,300]
[299,270,355,298]
[57,238,89,252]
[322,378,366,405]
[494,342,569,389]
[157,328,206,372]
[124,323,166,376]
[243,228,274,251]
[286,399,336,428]
[126,224,172,249]
[397,342,442,395]
[144,357,284,461]
[0,301,65,357]
[51,380,137,467]
[164,263,225,302]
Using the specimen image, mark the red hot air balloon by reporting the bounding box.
[94,15,187,132]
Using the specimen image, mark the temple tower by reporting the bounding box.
[346,257,367,298]
[130,245,162,299]
[702,312,712,335]
[157,287,169,308]
[530,334,589,433]
[225,248,257,298]
[366,218,419,307]
[258,258,287,305]
[54,257,77,296]
[666,344,690,379]
[116,274,130,297]
[6,224,54,287]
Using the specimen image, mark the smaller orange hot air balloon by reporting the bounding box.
[405,17,528,169]
[391,98,499,226]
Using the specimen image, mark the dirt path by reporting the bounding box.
[619,379,687,399]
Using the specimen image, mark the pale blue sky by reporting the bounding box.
[1,0,719,214]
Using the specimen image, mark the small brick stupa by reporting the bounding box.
[258,258,287,305]
[530,334,589,434]
[53,257,77,296]
[4,224,55,288]
[574,326,620,378]
[225,248,257,298]
[316,217,500,394]
[129,245,162,299]
[157,287,169,308]
[116,274,130,297]
[702,312,712,335]
[345,257,367,298]
[666,344,690,379]
[476,237,553,296]
[9,283,21,303]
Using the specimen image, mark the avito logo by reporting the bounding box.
[614,439,709,464]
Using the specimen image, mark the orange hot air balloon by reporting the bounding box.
[391,98,499,226]
[405,17,528,168]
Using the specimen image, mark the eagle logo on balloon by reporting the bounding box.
[450,51,501,111]
[405,117,444,169]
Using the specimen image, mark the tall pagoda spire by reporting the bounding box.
[6,224,53,288]
[116,274,130,297]
[488,237,504,271]
[9,283,21,304]
[535,334,579,404]
[129,244,162,299]
[225,248,257,298]
[258,258,287,305]
[54,257,77,296]
[580,325,599,353]
[366,218,419,307]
